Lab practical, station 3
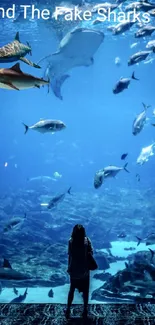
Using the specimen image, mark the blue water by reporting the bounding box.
[0,4,154,193]
[1,0,155,305]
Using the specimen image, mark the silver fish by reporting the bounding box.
[128,49,155,66]
[132,103,150,135]
[48,187,72,209]
[135,25,155,38]
[23,119,66,134]
[103,163,130,178]
[137,143,155,165]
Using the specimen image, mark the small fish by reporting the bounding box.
[53,172,62,179]
[48,187,72,209]
[121,153,128,160]
[112,21,135,35]
[146,40,155,50]
[136,174,140,182]
[10,288,28,303]
[135,25,155,38]
[48,288,54,298]
[13,287,19,295]
[128,49,155,66]
[132,103,150,136]
[125,1,155,12]
[115,57,121,66]
[113,72,139,94]
[23,120,66,134]
[103,163,130,178]
[117,232,126,239]
[130,42,138,49]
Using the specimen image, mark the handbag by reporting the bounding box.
[87,252,98,271]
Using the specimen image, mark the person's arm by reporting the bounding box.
[87,237,93,254]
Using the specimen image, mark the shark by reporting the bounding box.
[0,63,49,90]
[0,259,32,280]
[38,28,104,99]
[0,32,40,69]
[10,288,28,303]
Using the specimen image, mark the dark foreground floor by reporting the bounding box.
[0,303,155,325]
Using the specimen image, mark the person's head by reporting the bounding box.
[71,224,86,244]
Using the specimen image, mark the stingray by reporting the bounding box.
[38,28,104,100]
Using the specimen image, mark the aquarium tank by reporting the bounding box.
[1,0,155,316]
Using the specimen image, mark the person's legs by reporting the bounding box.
[82,275,90,317]
[65,281,75,318]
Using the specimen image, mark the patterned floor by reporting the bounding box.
[0,304,155,325]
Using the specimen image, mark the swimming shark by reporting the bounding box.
[0,63,49,90]
[38,28,104,99]
[0,259,32,280]
[10,288,28,303]
[0,32,40,69]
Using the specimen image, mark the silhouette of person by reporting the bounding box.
[65,224,93,319]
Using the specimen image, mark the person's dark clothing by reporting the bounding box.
[66,236,93,318]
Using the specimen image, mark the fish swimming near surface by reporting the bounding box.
[113,72,139,94]
[10,288,28,303]
[128,49,155,66]
[47,187,72,209]
[135,25,155,38]
[91,2,118,14]
[121,153,128,160]
[138,1,155,12]
[23,119,66,134]
[132,103,150,136]
[0,32,40,68]
[146,40,155,50]
[112,21,135,35]
[125,1,155,12]
[0,63,49,91]
[38,28,104,100]
[136,143,155,165]
[0,259,31,280]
